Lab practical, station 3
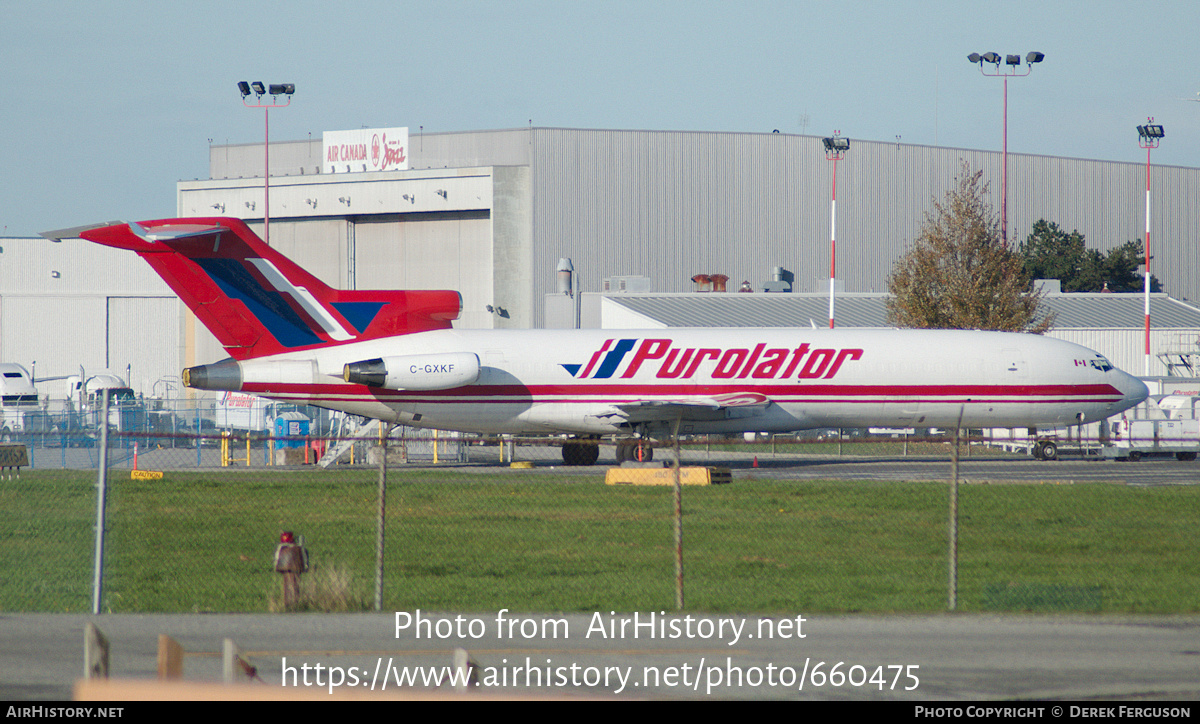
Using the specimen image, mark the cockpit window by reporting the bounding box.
[1089,356,1114,372]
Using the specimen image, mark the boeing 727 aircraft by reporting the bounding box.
[44,217,1149,464]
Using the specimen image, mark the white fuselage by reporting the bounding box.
[228,327,1149,437]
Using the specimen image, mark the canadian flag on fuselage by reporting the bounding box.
[70,218,462,360]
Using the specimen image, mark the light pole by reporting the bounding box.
[1137,120,1165,376]
[238,81,295,246]
[822,133,849,329]
[967,51,1044,245]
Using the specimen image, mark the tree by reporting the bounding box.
[886,164,1053,333]
[1103,239,1160,293]
[1020,220,1159,293]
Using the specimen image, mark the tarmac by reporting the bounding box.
[4,611,1200,701]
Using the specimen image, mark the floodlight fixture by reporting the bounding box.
[966,49,1046,244]
[237,81,297,246]
[1138,124,1165,140]
[822,136,850,153]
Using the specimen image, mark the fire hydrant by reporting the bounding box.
[273,531,309,609]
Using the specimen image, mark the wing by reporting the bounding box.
[597,392,773,424]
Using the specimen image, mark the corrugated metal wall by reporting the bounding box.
[211,127,1200,330]
[1048,329,1189,379]
[528,128,1200,327]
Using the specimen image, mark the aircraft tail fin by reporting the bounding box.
[45,218,461,360]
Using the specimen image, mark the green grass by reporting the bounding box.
[2,468,1198,613]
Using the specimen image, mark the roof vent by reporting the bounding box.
[761,266,793,293]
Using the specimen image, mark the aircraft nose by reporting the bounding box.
[1119,371,1149,409]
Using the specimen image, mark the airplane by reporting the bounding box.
[43,217,1149,465]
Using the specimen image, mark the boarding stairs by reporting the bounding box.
[317,415,385,468]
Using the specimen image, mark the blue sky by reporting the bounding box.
[3,0,1199,236]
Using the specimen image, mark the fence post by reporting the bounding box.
[948,406,964,612]
[672,417,683,610]
[91,389,110,615]
[196,406,201,467]
[223,638,258,683]
[376,424,387,611]
[157,635,184,680]
[84,622,109,679]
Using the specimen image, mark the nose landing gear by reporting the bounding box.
[614,439,653,463]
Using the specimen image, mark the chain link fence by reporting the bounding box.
[3,415,1200,615]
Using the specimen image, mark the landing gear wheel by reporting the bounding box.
[580,442,599,465]
[1128,450,1143,462]
[615,439,653,463]
[1037,440,1058,461]
[562,441,600,466]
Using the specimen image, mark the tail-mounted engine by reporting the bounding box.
[343,352,480,391]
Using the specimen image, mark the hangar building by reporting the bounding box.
[5,126,1200,398]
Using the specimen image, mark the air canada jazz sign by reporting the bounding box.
[322,127,409,173]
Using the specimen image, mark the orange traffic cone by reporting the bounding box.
[753,456,759,468]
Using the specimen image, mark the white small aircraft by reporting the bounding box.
[45,218,1148,464]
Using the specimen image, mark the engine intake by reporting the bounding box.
[343,352,480,391]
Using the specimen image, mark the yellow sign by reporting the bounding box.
[131,470,164,480]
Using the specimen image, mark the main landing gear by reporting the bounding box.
[559,436,655,465]
[561,439,600,466]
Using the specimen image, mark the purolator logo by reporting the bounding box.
[561,339,863,381]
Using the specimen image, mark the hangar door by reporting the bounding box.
[107,297,181,393]
[1,295,107,379]
[353,212,493,329]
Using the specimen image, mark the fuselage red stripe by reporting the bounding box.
[240,382,1123,399]
[240,383,1125,408]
